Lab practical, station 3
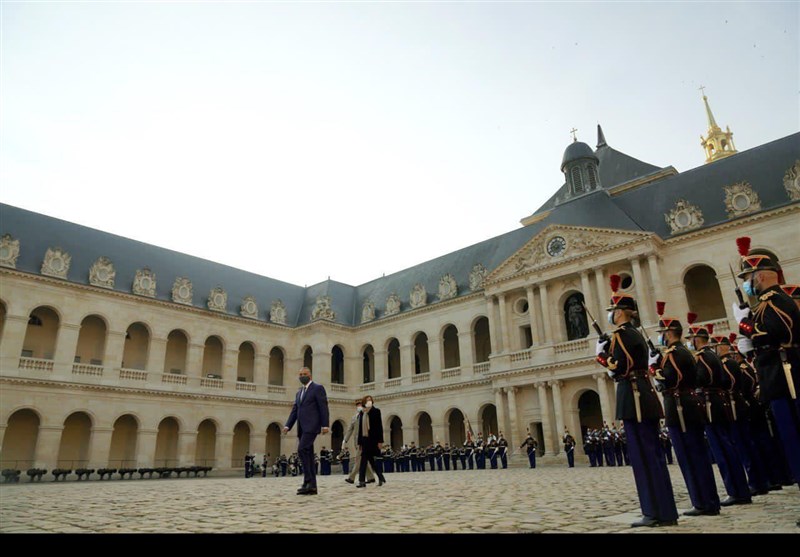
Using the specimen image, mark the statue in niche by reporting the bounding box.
[564,293,589,341]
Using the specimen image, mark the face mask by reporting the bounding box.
[607,311,616,325]
[365,400,373,408]
[356,406,363,413]
[688,340,695,351]
[657,333,667,347]
[743,278,758,297]
[299,376,310,385]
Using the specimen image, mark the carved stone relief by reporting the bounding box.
[724,181,761,218]
[311,295,336,321]
[469,263,487,291]
[664,199,704,234]
[409,283,427,308]
[361,300,375,324]
[89,256,115,289]
[270,299,287,325]
[240,296,258,319]
[783,160,800,201]
[0,234,20,269]
[385,293,401,316]
[133,267,157,297]
[438,273,457,301]
[567,232,612,253]
[207,287,227,312]
[171,277,193,305]
[41,247,71,279]
[514,239,547,272]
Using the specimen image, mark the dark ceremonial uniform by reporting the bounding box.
[520,435,538,469]
[475,439,486,469]
[602,429,616,466]
[654,339,720,514]
[695,344,751,503]
[739,285,800,485]
[487,439,499,469]
[442,444,451,470]
[563,433,576,467]
[451,446,461,471]
[320,449,331,476]
[383,447,394,473]
[409,445,418,472]
[612,430,624,466]
[458,445,467,469]
[660,428,674,464]
[434,444,444,471]
[262,455,268,478]
[497,437,509,469]
[279,455,288,476]
[244,453,252,478]
[597,314,678,526]
[584,433,596,467]
[340,448,350,475]
[426,446,435,472]
[464,439,475,469]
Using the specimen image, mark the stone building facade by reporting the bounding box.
[1,107,798,472]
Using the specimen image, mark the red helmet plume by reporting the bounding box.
[736,237,751,257]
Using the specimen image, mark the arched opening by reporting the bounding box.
[22,306,59,359]
[303,346,313,371]
[578,390,603,437]
[331,420,345,456]
[413,332,430,374]
[481,404,498,438]
[195,419,217,466]
[473,316,491,363]
[417,413,433,447]
[265,423,282,461]
[684,265,726,322]
[362,345,375,383]
[75,315,107,365]
[237,342,255,383]
[269,347,285,385]
[390,416,403,450]
[331,345,345,384]
[202,336,223,378]
[563,292,589,341]
[587,164,598,189]
[448,409,465,446]
[1,409,40,468]
[109,415,138,468]
[442,325,460,368]
[155,417,179,467]
[0,301,6,344]
[122,322,149,370]
[387,338,401,379]
[57,412,92,468]
[232,421,250,468]
[164,330,188,374]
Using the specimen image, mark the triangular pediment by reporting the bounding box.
[486,225,654,283]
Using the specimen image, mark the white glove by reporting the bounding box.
[606,369,615,379]
[648,352,661,367]
[737,337,754,354]
[595,339,608,356]
[732,302,751,324]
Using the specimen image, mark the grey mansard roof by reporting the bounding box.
[2,130,797,327]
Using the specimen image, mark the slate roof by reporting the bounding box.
[2,130,797,327]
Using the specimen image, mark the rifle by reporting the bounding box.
[581,302,609,343]
[639,324,660,359]
[729,263,749,310]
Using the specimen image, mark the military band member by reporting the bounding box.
[520,431,538,469]
[650,306,720,516]
[563,429,576,467]
[595,274,678,527]
[689,315,752,506]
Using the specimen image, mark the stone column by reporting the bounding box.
[594,267,608,321]
[312,350,332,385]
[178,431,197,466]
[186,342,205,377]
[457,331,473,373]
[0,314,28,374]
[215,432,233,469]
[539,284,554,344]
[506,386,522,448]
[427,339,442,378]
[486,296,500,354]
[536,382,556,456]
[594,373,614,426]
[223,348,238,385]
[373,350,387,385]
[0,425,6,456]
[344,355,361,387]
[52,322,81,376]
[103,330,127,372]
[88,427,114,468]
[498,294,512,352]
[399,344,413,381]
[647,253,664,305]
[631,257,654,325]
[145,336,167,373]
[136,429,159,467]
[432,423,446,445]
[580,271,597,326]
[253,351,269,385]
[494,388,507,438]
[549,380,565,454]
[526,286,541,345]
[34,425,64,468]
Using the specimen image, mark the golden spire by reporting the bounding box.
[699,87,737,164]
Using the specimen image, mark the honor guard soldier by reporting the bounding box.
[714,334,771,495]
[562,429,576,467]
[451,444,461,471]
[595,274,678,527]
[408,442,418,472]
[650,304,720,516]
[340,447,351,475]
[464,433,476,470]
[383,446,394,474]
[434,441,444,471]
[475,433,486,469]
[659,424,674,465]
[262,454,269,478]
[520,431,538,469]
[734,238,800,514]
[611,427,624,466]
[487,436,499,469]
[442,443,451,470]
[320,447,331,476]
[601,424,616,466]
[457,444,466,470]
[278,454,288,476]
[243,452,252,478]
[583,431,596,467]
[497,433,509,469]
[688,314,752,506]
[782,284,800,311]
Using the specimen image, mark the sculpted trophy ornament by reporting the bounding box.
[240,296,258,319]
[385,293,401,316]
[311,295,336,321]
[664,199,704,234]
[41,247,71,279]
[208,286,227,312]
[782,160,799,201]
[469,263,487,291]
[89,256,116,289]
[171,277,193,305]
[438,273,457,301]
[0,234,20,269]
[133,267,157,297]
[270,299,287,325]
[361,300,376,323]
[410,283,427,309]
[723,181,761,218]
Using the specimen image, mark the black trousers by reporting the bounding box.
[298,431,318,487]
[359,447,386,484]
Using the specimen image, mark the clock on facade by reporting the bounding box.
[547,236,567,257]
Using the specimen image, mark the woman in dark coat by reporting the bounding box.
[357,395,386,487]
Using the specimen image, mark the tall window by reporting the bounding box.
[571,167,583,194]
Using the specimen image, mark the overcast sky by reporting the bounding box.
[2,1,797,287]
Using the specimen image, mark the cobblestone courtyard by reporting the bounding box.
[1,464,797,533]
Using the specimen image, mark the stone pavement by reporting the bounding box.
[1,464,797,533]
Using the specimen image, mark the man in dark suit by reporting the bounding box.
[283,367,330,495]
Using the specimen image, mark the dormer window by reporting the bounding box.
[571,167,583,194]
